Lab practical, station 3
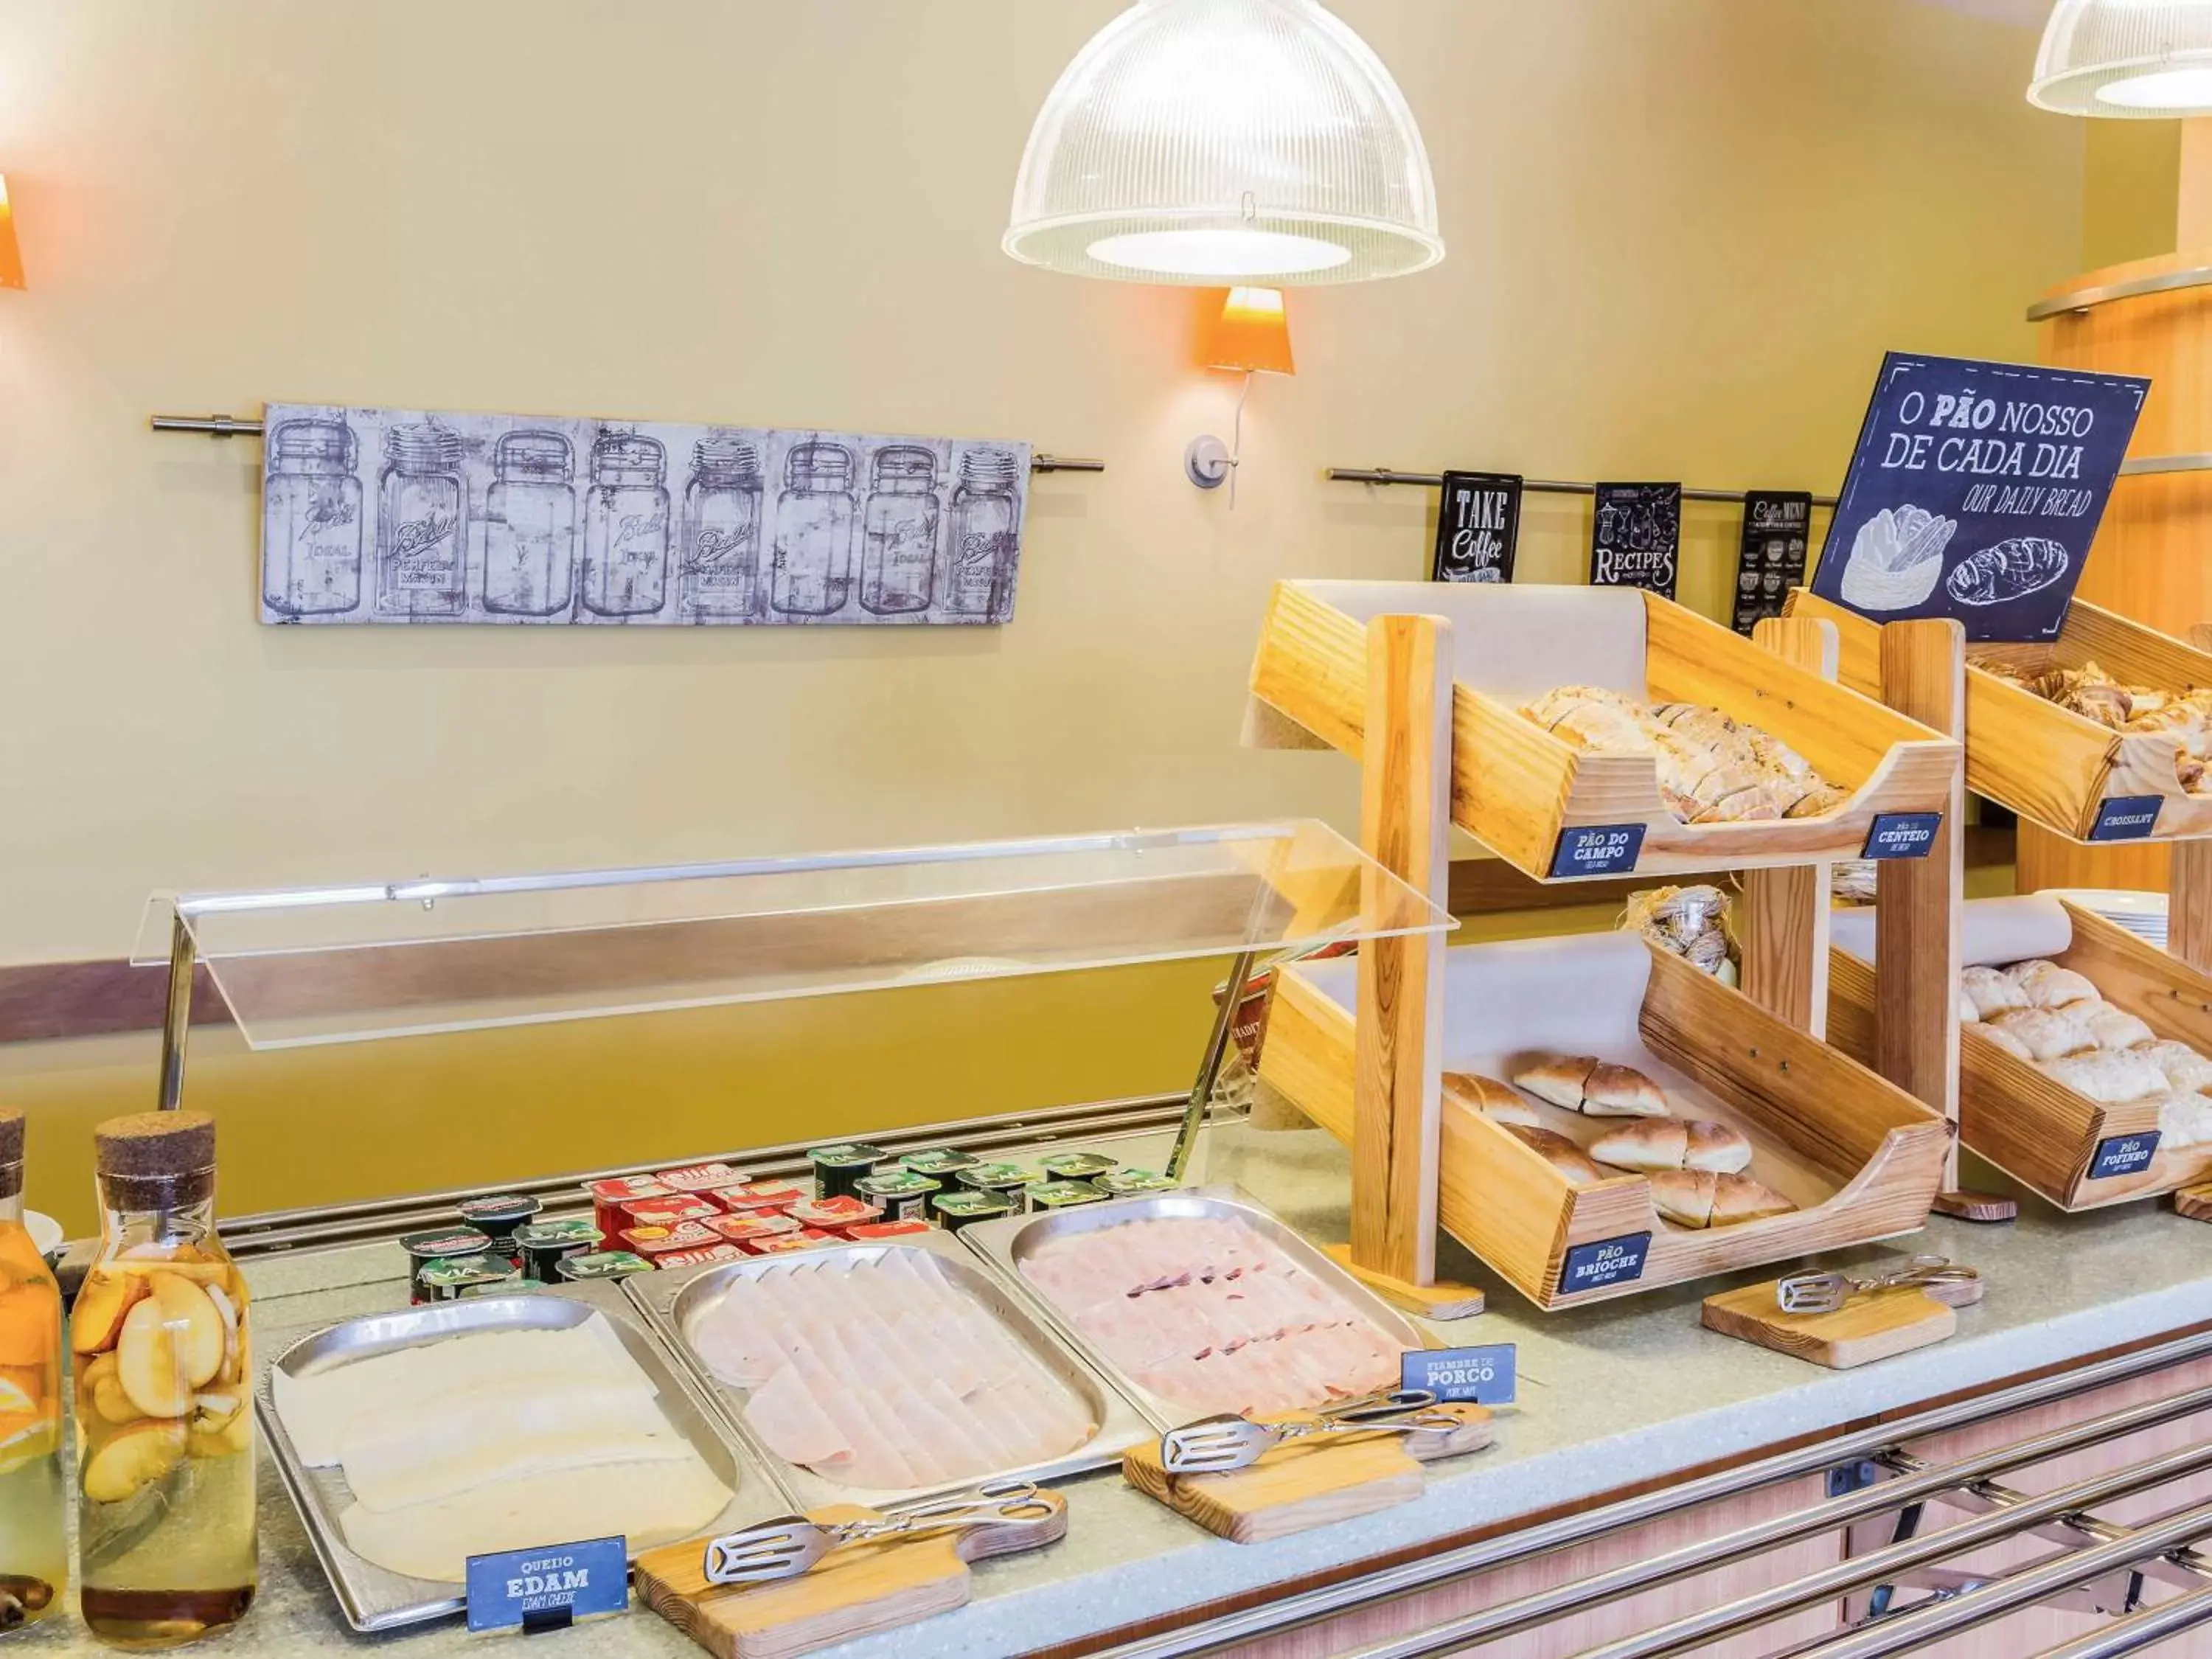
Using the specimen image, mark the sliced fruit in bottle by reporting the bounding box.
[186,1391,249,1458]
[70,1273,147,1355]
[115,1297,193,1419]
[80,1416,187,1503]
[147,1273,225,1389]
[91,1371,143,1425]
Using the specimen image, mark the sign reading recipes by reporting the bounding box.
[1589,483,1682,599]
[1810,352,2148,642]
[1430,471,1523,584]
[1731,490,1813,635]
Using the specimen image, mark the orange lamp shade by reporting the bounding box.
[1198,285,1293,375]
[0,176,22,291]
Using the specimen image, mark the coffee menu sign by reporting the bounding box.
[1731,490,1812,635]
[1589,483,1682,599]
[1430,471,1523,584]
[1809,352,2148,642]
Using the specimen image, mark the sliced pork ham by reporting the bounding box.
[685,1249,1092,1489]
[1018,1216,1402,1416]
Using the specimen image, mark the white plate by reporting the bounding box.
[2044,889,2168,945]
[24,1211,63,1259]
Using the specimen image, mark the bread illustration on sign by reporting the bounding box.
[1443,1073,1540,1127]
[1588,1118,1753,1175]
[1945,536,2070,607]
[1647,1169,1797,1229]
[1520,687,1847,824]
[1514,1055,1669,1117]
[1836,504,1956,611]
[1971,657,2212,793]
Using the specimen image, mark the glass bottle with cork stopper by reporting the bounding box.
[74,1112,256,1646]
[0,1107,64,1632]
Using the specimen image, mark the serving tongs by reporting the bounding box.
[1777,1253,1981,1316]
[700,1478,1062,1586]
[1160,1387,1464,1474]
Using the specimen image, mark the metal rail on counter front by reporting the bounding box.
[145,413,1105,473]
[1099,1327,2212,1659]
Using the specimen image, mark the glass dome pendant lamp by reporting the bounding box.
[2030,1,2212,116]
[1003,0,1444,286]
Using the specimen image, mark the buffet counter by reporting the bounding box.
[20,1119,2212,1659]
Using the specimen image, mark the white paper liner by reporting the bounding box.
[1290,580,1649,703]
[1829,894,2073,970]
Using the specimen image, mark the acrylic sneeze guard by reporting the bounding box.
[134,821,1455,1049]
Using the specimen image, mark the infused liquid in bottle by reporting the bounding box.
[75,1112,256,1647]
[0,1108,65,1632]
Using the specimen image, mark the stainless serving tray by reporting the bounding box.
[624,1227,1154,1511]
[255,1279,785,1633]
[956,1186,1430,1432]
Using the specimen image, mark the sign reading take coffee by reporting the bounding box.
[1589,483,1682,599]
[1430,471,1523,584]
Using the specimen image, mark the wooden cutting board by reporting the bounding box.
[2174,1181,2212,1222]
[1121,1404,1495,1543]
[635,1492,1067,1659]
[1701,1276,1980,1370]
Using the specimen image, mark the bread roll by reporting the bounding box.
[1961,966,2028,1020]
[1503,1125,1606,1188]
[1977,1024,2034,1062]
[2074,1001,2154,1051]
[2010,960,2098,1010]
[1711,1174,1798,1226]
[1958,990,1980,1023]
[1989,1007,2094,1062]
[1514,1056,1596,1110]
[1582,1062,1670,1118]
[1443,1073,1540,1128]
[2042,1048,2167,1105]
[2134,1040,2212,1093]
[2157,1091,2212,1150]
[1589,1118,1753,1175]
[1647,1169,1716,1228]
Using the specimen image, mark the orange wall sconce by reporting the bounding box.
[1186,286,1293,503]
[0,176,24,289]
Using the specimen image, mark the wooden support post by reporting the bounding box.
[1326,613,1484,1321]
[1874,620,2017,1223]
[1742,617,1837,1035]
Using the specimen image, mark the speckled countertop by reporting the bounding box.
[16,1121,2212,1659]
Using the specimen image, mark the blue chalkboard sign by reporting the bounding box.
[1811,354,2149,642]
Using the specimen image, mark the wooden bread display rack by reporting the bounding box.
[1241,579,1969,1312]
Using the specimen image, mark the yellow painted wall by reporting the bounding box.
[0,1,2086,1228]
[2082,120,2182,270]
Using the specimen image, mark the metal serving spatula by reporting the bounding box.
[1776,1253,1980,1316]
[1159,1388,1463,1475]
[701,1478,1061,1586]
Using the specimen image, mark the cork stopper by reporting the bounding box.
[0,1107,21,1202]
[95,1110,216,1206]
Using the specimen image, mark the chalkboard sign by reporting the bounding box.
[1590,483,1681,599]
[1810,352,2149,642]
[1431,471,1523,584]
[1731,490,1812,635]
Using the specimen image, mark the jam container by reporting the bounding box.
[514,1217,602,1282]
[455,1192,541,1263]
[400,1226,492,1304]
[655,1161,752,1194]
[714,1180,807,1214]
[554,1250,654,1281]
[655,1242,748,1270]
[749,1228,838,1256]
[706,1211,801,1249]
[1040,1151,1119,1182]
[932,1189,1016,1232]
[1092,1168,1178,1198]
[620,1220,722,1259]
[897,1147,977,1178]
[587,1175,670,1238]
[854,1170,939,1224]
[417,1254,518,1301]
[786,1195,884,1236]
[848,1219,933,1242]
[805,1143,886,1200]
[957,1162,1040,1200]
[620,1192,720,1230]
[464,1276,543,1298]
[1024,1179,1107,1214]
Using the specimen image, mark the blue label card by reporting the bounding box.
[2089,796,2163,842]
[1861,813,1941,860]
[1402,1343,1517,1406]
[1811,353,2149,643]
[1550,823,1646,880]
[2089,1132,2160,1180]
[1560,1233,1650,1293]
[465,1537,628,1634]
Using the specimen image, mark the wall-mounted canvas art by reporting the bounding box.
[259,402,1031,627]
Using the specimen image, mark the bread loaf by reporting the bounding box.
[1443,1073,1540,1128]
[2134,1040,2212,1093]
[2074,1001,2154,1051]
[1513,1056,1597,1111]
[2042,1048,2167,1105]
[2011,960,2098,1010]
[1961,966,2028,1020]
[1582,1062,1670,1118]
[1503,1125,1607,1188]
[2158,1091,2212,1150]
[1649,1169,1796,1229]
[1988,1008,2094,1062]
[1978,1024,2033,1063]
[1588,1118,1753,1175]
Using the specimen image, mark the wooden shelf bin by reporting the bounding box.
[1256,933,1952,1311]
[1249,581,1959,883]
[1829,896,2212,1211]
[1789,590,2212,844]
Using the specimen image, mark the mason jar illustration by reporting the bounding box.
[941,448,1022,618]
[679,437,765,621]
[376,422,467,618]
[262,417,362,616]
[581,430,671,618]
[859,445,941,616]
[770,442,857,616]
[482,429,577,617]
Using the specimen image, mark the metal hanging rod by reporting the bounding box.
[1326,465,1837,509]
[147,414,1104,473]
